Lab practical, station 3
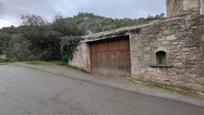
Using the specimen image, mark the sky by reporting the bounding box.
[0,0,166,28]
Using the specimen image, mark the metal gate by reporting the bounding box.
[90,36,131,76]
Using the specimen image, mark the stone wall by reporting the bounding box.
[167,0,185,17]
[167,0,200,17]
[130,14,204,91]
[70,14,204,92]
[183,0,199,11]
[69,42,91,72]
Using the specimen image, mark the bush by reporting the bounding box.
[60,36,81,63]
[6,34,33,61]
[0,58,15,63]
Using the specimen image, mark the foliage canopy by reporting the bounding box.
[60,36,81,63]
[0,12,165,61]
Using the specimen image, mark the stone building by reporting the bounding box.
[167,0,204,17]
[70,0,204,92]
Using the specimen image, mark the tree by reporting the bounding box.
[21,15,62,60]
[0,12,166,61]
[60,36,81,63]
[0,32,12,54]
[21,14,47,26]
[52,14,84,36]
[6,34,32,61]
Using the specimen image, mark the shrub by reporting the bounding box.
[60,36,81,63]
[0,58,15,63]
[6,34,33,61]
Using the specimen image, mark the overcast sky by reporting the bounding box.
[0,0,166,28]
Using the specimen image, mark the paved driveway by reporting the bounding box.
[0,65,204,115]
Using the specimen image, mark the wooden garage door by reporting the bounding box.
[90,36,131,76]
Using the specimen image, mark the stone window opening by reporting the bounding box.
[156,51,166,65]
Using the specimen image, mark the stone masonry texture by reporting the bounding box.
[130,14,204,92]
[70,14,204,92]
[167,0,204,17]
[70,0,204,92]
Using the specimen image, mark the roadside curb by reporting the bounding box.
[14,63,204,108]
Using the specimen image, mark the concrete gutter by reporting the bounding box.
[15,63,204,108]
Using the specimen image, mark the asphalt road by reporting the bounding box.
[0,65,204,115]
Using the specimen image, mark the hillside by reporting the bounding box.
[0,12,165,61]
[65,12,165,34]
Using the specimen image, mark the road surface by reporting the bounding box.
[0,64,204,115]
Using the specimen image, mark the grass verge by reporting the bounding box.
[25,61,89,73]
[26,61,67,66]
[0,58,15,64]
[122,76,204,100]
[24,61,204,100]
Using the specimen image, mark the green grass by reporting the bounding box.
[0,58,15,64]
[26,61,67,66]
[26,61,89,73]
[122,76,204,100]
